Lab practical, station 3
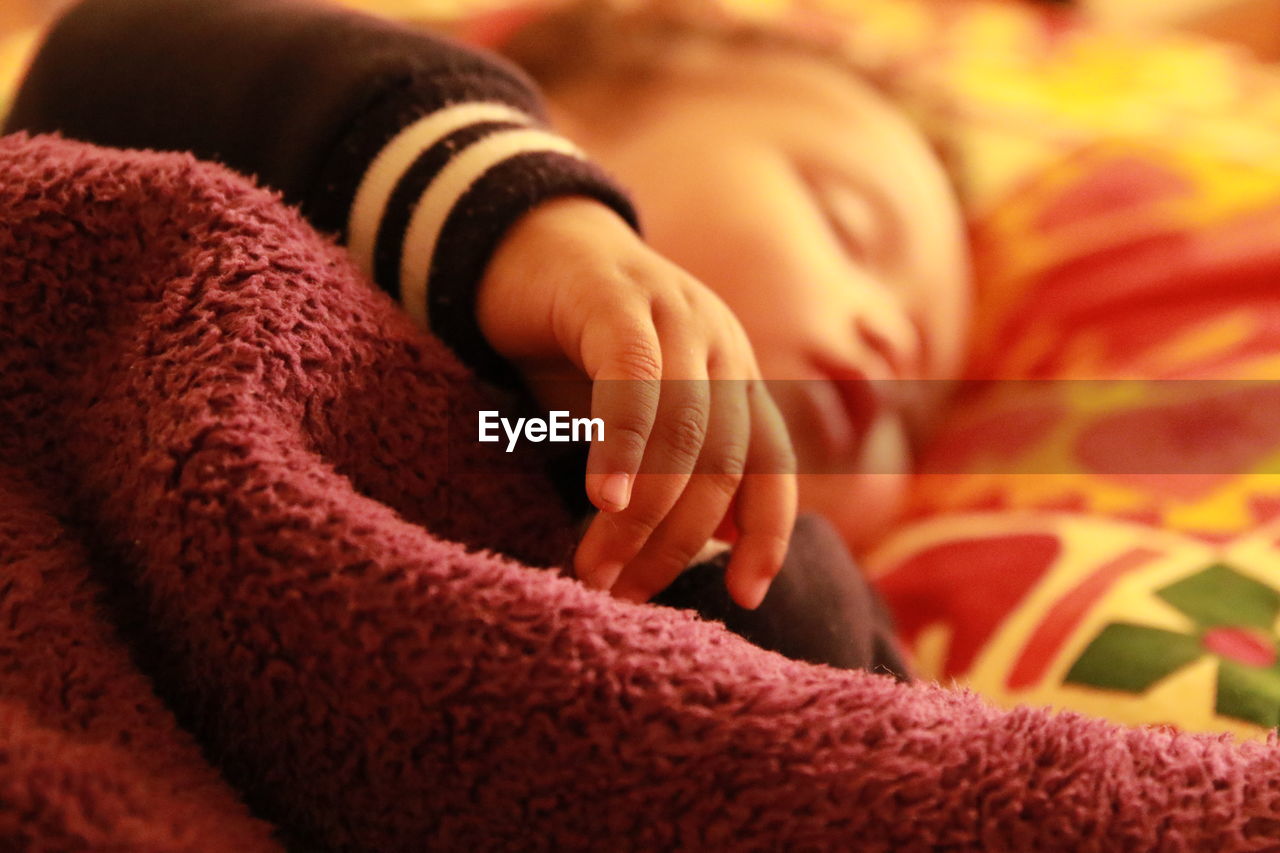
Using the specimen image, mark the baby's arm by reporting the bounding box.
[8,0,796,608]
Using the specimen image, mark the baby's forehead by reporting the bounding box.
[695,50,935,167]
[682,44,880,106]
[677,47,922,140]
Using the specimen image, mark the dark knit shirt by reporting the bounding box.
[6,0,638,381]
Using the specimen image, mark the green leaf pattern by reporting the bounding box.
[1065,563,1280,727]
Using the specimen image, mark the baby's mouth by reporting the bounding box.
[800,360,936,473]
[830,371,882,461]
[795,368,881,471]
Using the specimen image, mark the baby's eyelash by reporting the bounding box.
[821,184,879,263]
[793,161,889,269]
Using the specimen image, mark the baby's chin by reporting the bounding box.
[798,472,910,554]
[795,414,914,554]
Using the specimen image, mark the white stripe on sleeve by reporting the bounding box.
[399,128,585,326]
[346,102,533,279]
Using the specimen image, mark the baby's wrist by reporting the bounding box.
[477,196,642,360]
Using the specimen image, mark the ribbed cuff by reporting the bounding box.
[422,147,637,384]
[313,77,638,385]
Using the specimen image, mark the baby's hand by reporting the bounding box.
[478,197,797,609]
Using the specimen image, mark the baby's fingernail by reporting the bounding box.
[599,472,631,512]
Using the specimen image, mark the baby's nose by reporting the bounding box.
[851,299,922,381]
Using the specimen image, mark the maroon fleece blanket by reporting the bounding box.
[4,132,1280,851]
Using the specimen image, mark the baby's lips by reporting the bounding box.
[832,370,882,447]
[813,352,941,462]
[808,360,881,460]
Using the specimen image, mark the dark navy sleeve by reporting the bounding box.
[6,0,637,380]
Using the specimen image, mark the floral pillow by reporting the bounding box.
[827,0,1280,737]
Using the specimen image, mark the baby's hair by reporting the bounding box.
[487,0,967,196]
[496,0,859,97]
[485,0,958,173]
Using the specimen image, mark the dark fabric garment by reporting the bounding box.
[656,514,912,678]
[3,134,1280,850]
[8,0,533,212]
[6,0,636,381]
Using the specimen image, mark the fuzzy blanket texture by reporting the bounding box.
[5,131,1280,851]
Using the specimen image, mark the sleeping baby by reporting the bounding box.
[7,0,971,673]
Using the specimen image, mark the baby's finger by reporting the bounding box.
[574,359,710,588]
[577,308,663,513]
[724,380,797,609]
[610,379,749,602]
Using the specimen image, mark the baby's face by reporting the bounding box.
[555,48,971,549]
